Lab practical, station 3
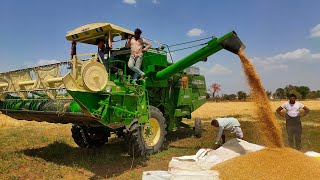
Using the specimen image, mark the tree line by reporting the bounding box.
[207,83,320,101]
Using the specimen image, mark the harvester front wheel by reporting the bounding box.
[127,106,167,156]
[71,125,109,148]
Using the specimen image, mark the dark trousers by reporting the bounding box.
[286,116,302,150]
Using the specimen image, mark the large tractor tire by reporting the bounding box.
[71,125,109,148]
[127,106,167,156]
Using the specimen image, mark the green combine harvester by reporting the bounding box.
[0,22,244,156]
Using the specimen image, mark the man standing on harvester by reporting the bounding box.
[211,117,244,149]
[126,28,151,83]
[276,94,310,150]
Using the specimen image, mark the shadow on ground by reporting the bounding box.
[21,139,146,179]
[165,126,206,150]
[166,127,196,142]
[20,128,198,179]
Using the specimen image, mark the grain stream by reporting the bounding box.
[238,49,283,147]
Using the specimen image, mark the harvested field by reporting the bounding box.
[0,100,319,179]
[0,113,49,127]
[192,100,320,121]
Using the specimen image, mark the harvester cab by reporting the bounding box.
[65,23,134,89]
[0,22,245,156]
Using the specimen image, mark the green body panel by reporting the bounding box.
[177,89,193,106]
[0,31,245,133]
[67,86,148,127]
[174,108,190,117]
[99,94,137,126]
[69,101,82,112]
[190,75,206,89]
[68,91,106,113]
[189,75,207,110]
[143,51,168,87]
[143,51,168,68]
[171,76,206,117]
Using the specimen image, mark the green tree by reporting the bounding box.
[206,92,211,100]
[297,86,310,99]
[284,85,297,97]
[306,90,320,99]
[273,88,285,99]
[266,91,272,99]
[229,94,237,100]
[223,94,237,101]
[237,91,247,101]
[288,89,302,99]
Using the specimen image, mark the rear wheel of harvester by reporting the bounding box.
[71,125,109,148]
[127,106,167,156]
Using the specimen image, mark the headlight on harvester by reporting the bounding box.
[106,85,112,93]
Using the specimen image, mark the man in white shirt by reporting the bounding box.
[211,117,244,149]
[125,28,151,83]
[276,94,310,150]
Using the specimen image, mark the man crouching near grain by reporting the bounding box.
[211,117,244,150]
[276,94,310,150]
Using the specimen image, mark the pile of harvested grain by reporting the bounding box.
[212,148,320,180]
[238,50,283,147]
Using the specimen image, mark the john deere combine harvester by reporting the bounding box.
[0,22,244,156]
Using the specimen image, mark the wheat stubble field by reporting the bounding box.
[0,100,319,179]
[192,100,320,121]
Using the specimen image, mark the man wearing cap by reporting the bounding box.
[276,94,310,150]
[125,28,151,83]
[211,117,244,149]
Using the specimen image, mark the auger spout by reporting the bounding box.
[155,31,245,81]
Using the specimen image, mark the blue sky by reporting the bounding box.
[0,0,319,94]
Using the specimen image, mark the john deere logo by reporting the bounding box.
[198,96,206,100]
[192,80,204,85]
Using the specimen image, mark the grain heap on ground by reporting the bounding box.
[212,148,320,180]
[238,49,283,147]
